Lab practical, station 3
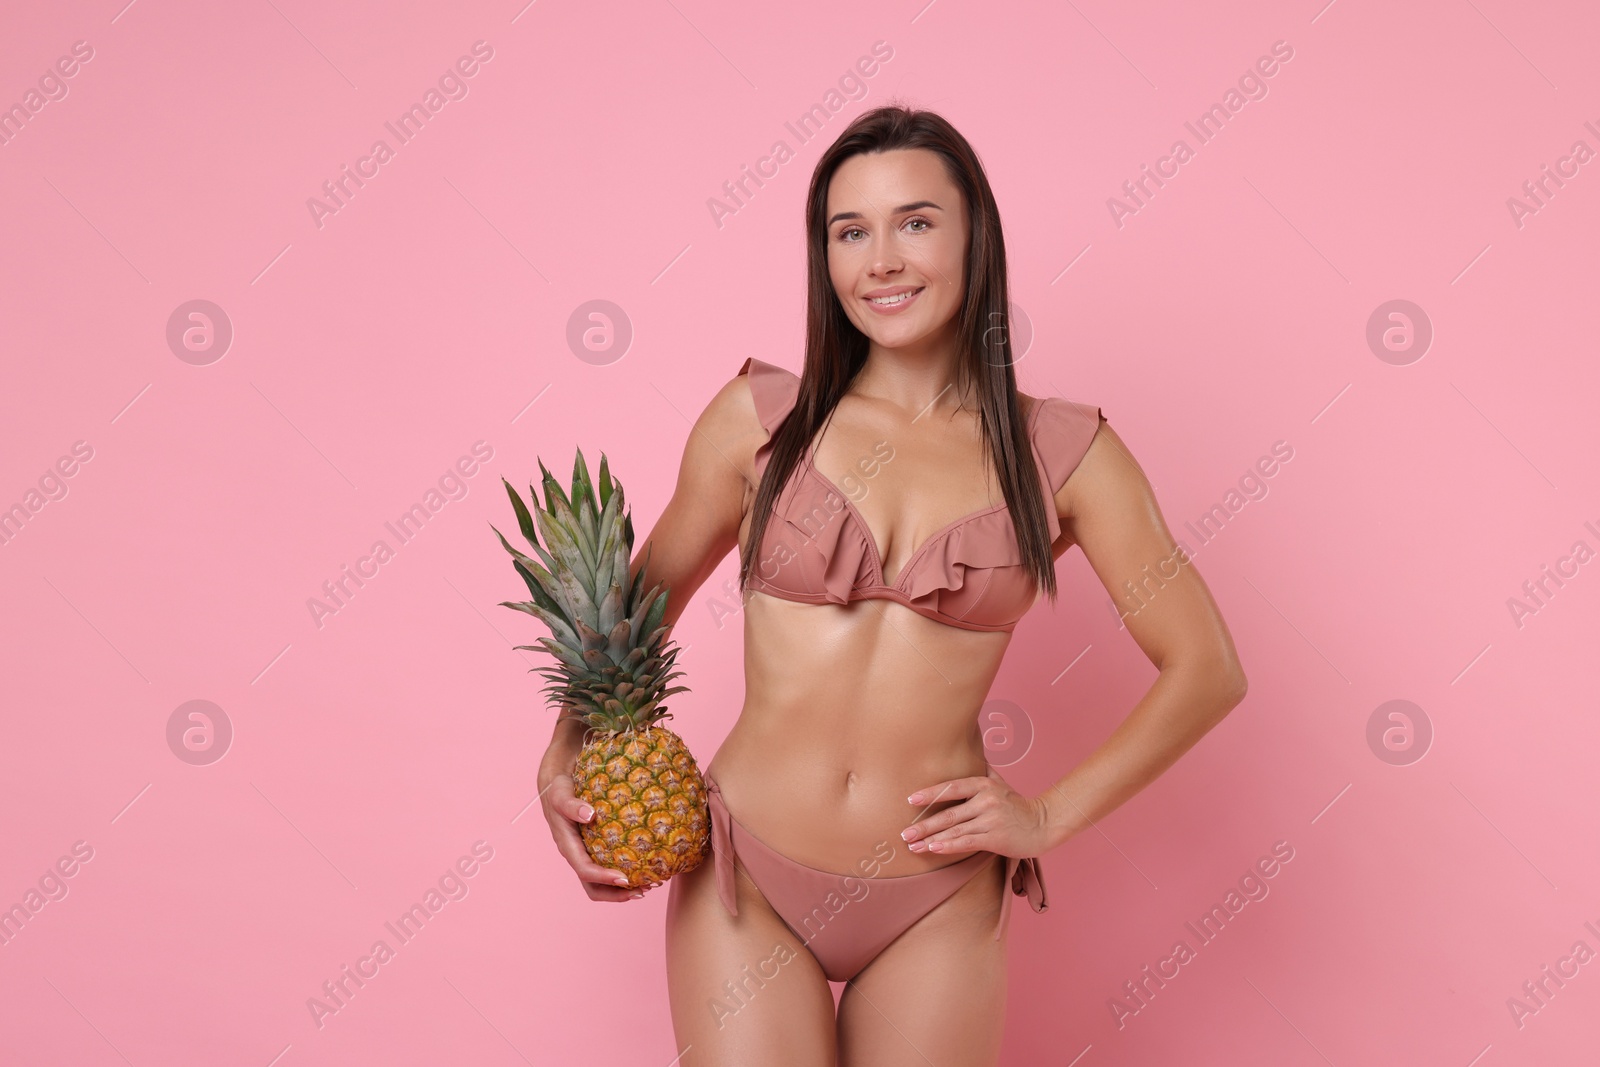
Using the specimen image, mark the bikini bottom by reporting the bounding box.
[703,771,1049,983]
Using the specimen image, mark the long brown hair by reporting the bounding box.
[738,103,1060,601]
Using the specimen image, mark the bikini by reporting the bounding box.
[706,355,1106,983]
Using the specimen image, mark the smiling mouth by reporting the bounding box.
[867,287,925,306]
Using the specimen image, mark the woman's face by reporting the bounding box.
[824,148,969,353]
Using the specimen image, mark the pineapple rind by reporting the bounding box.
[573,726,709,888]
[500,451,710,888]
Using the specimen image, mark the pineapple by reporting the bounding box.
[491,449,708,889]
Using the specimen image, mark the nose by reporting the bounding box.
[867,234,905,277]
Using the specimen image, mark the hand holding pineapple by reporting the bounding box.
[537,745,656,901]
[494,451,712,893]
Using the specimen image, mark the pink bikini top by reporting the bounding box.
[738,356,1106,633]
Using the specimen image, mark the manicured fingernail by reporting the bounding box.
[900,828,915,841]
[614,875,630,887]
[907,793,922,804]
[909,841,925,852]
[578,804,594,821]
[631,891,645,898]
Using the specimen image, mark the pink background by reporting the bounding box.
[3,0,1598,1063]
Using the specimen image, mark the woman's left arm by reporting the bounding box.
[900,420,1247,859]
[1034,419,1248,851]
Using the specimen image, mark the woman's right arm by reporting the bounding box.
[537,369,765,900]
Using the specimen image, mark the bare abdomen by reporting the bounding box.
[706,591,1014,877]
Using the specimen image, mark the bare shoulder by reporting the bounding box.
[1054,416,1149,529]
[682,367,769,492]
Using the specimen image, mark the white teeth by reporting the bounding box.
[869,288,921,305]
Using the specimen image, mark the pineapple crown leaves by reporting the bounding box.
[489,448,690,729]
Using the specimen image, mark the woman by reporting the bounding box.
[537,105,1247,1065]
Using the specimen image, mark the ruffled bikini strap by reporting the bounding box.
[736,357,801,477]
[1029,397,1107,542]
